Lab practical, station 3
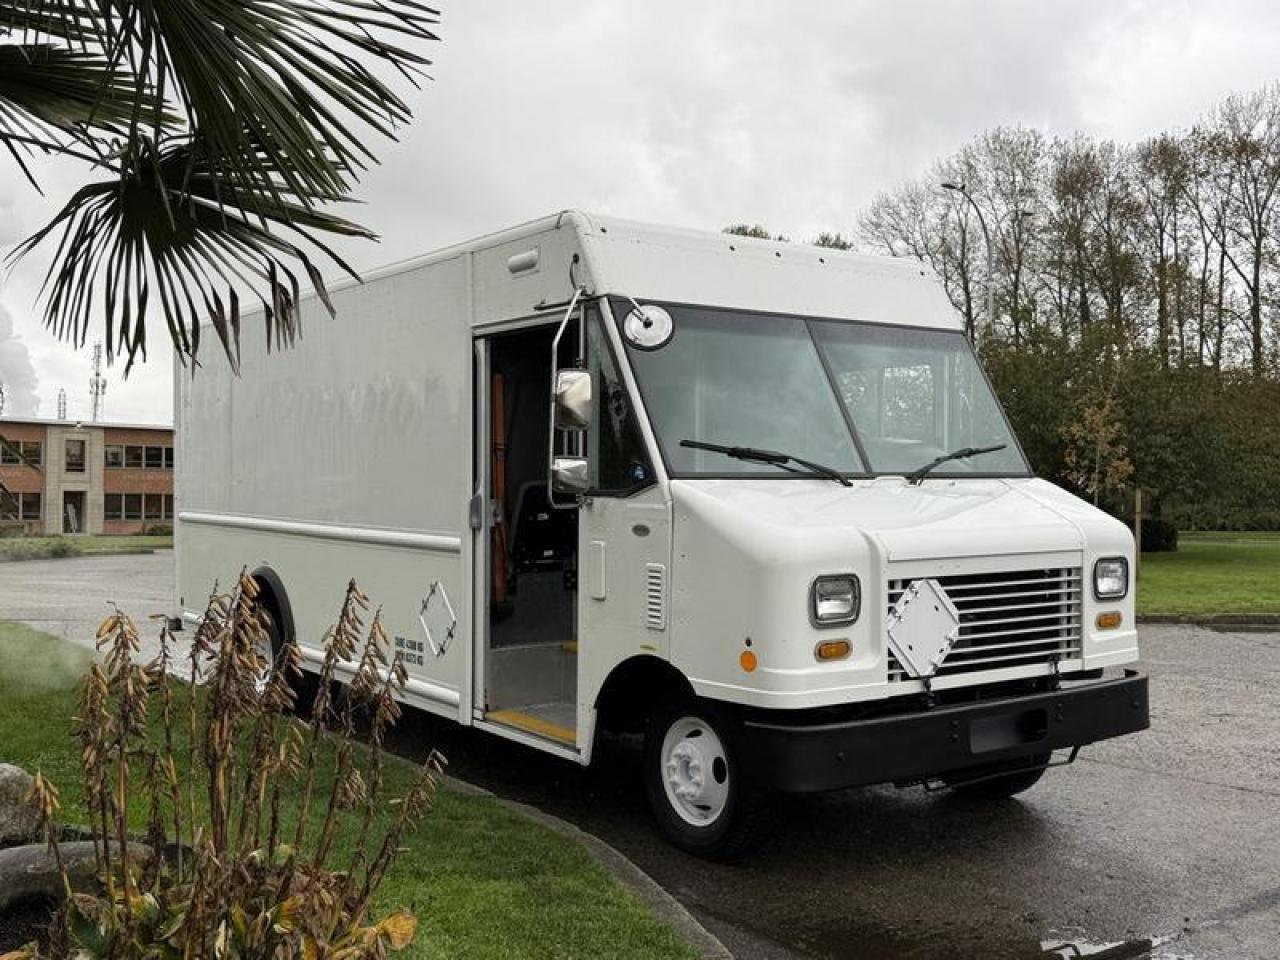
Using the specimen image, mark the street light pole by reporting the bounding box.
[942,181,994,338]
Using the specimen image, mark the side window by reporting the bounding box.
[585,315,654,495]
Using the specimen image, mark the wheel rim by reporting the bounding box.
[253,613,277,696]
[660,716,731,828]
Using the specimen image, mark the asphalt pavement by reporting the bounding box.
[1,552,1277,960]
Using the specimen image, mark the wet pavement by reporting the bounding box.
[0,551,176,661]
[2,553,1277,959]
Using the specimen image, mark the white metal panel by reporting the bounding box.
[578,214,958,329]
[175,252,475,722]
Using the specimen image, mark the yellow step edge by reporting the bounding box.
[561,641,579,654]
[485,709,576,746]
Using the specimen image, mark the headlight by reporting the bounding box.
[1093,557,1129,600]
[811,574,860,626]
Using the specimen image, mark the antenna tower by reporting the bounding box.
[57,389,67,421]
[90,342,107,422]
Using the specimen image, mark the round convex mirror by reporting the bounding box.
[624,304,674,349]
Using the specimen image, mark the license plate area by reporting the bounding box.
[970,708,1049,753]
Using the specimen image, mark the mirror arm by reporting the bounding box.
[548,286,587,510]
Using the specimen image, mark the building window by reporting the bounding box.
[124,494,143,520]
[144,494,163,520]
[125,446,143,468]
[105,445,124,468]
[1,492,41,521]
[105,494,124,521]
[65,438,86,473]
[1,441,41,466]
[163,447,174,469]
[164,494,174,519]
[145,446,164,469]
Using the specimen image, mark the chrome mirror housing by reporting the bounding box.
[551,456,590,495]
[554,368,592,431]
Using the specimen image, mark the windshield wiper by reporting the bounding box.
[680,439,853,487]
[906,443,1008,485]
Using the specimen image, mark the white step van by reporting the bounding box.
[175,211,1149,856]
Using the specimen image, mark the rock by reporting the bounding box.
[0,842,152,911]
[0,765,38,847]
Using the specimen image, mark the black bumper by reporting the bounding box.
[741,669,1149,793]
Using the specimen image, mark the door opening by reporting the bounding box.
[481,322,581,746]
[63,491,85,535]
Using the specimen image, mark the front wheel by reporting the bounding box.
[643,699,762,858]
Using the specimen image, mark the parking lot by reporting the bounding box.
[2,552,1277,959]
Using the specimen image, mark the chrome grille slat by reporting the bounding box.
[940,646,1083,670]
[957,597,1081,616]
[959,616,1082,636]
[887,566,1082,682]
[909,586,1080,604]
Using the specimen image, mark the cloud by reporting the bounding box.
[0,300,39,417]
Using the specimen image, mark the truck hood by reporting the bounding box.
[669,476,1122,562]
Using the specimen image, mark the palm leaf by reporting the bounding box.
[0,1,96,42]
[86,0,440,204]
[5,0,440,371]
[0,43,139,132]
[11,135,373,372]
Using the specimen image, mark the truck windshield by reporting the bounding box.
[616,301,1028,479]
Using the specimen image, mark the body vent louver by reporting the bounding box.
[645,563,667,630]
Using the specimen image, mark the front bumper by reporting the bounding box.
[741,669,1149,793]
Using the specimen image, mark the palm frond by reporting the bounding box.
[0,43,139,133]
[5,0,440,371]
[0,1,96,43]
[89,0,440,204]
[11,136,373,373]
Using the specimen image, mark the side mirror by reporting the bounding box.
[551,456,590,495]
[554,368,592,431]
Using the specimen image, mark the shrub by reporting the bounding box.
[1139,516,1179,553]
[143,523,172,537]
[13,573,442,959]
[46,540,77,558]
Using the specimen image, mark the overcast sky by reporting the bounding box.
[3,0,1280,424]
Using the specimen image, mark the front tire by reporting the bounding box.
[643,699,762,858]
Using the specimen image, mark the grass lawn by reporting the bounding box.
[0,621,696,960]
[0,535,172,562]
[1139,535,1280,616]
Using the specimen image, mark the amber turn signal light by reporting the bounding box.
[739,650,758,673]
[815,639,851,661]
[1096,611,1123,630]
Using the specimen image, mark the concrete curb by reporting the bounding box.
[1138,613,1280,626]
[444,775,732,960]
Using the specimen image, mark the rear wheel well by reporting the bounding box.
[595,656,694,735]
[250,566,295,653]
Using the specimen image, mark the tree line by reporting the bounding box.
[736,85,1280,537]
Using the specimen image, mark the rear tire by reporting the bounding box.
[945,752,1051,800]
[643,698,762,859]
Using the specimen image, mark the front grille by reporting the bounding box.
[887,567,1082,682]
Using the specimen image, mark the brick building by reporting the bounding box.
[0,417,174,535]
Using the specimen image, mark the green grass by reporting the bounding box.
[1138,538,1280,616]
[0,535,172,562]
[1179,530,1280,543]
[0,622,696,960]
